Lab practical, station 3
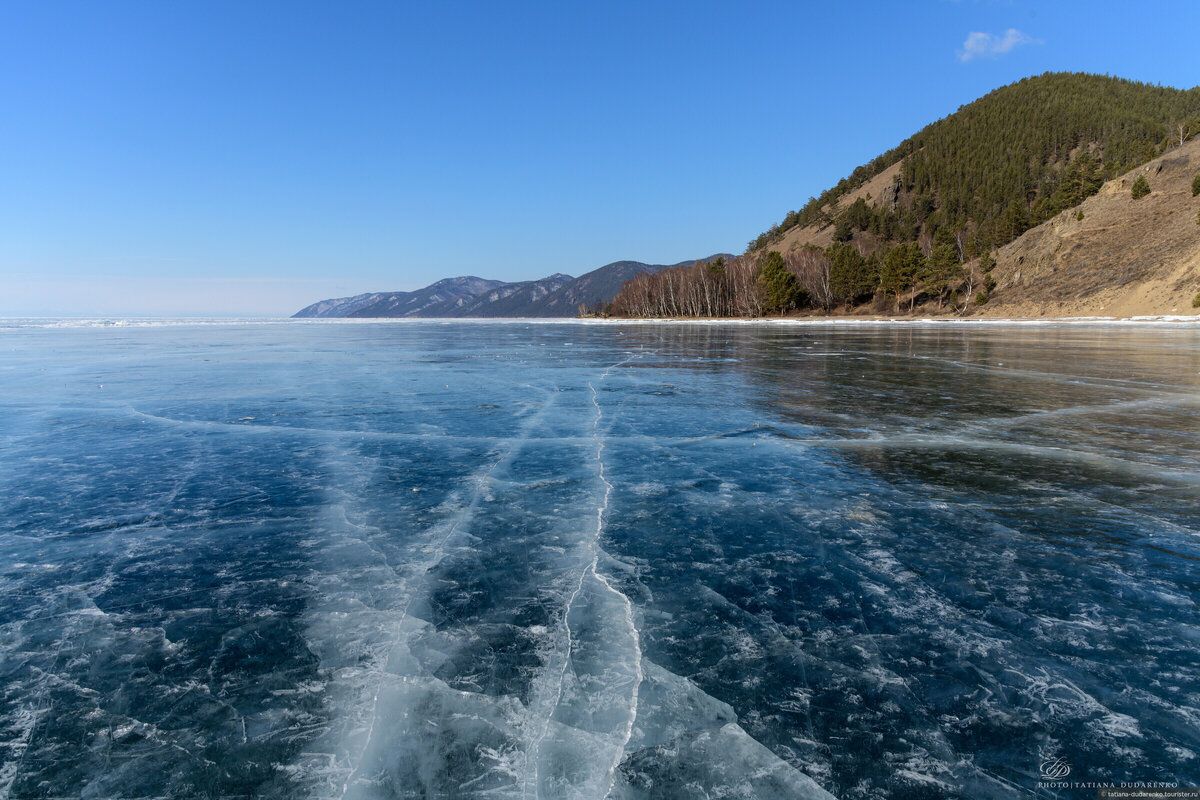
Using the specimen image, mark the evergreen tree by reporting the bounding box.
[1002,199,1030,241]
[827,244,878,305]
[1192,173,1200,197]
[757,251,806,314]
[833,218,854,242]
[978,250,996,273]
[880,243,924,310]
[1131,174,1151,199]
[1035,150,1104,222]
[922,243,963,309]
[844,197,873,231]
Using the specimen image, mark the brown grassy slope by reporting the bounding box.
[767,161,904,255]
[981,138,1200,317]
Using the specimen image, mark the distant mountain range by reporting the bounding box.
[293,256,728,318]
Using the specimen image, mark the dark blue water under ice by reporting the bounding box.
[1,319,1198,799]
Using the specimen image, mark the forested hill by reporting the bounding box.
[751,72,1200,257]
[606,73,1200,319]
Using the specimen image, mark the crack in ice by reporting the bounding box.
[523,357,643,800]
[337,387,558,800]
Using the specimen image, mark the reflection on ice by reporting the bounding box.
[1,321,1197,798]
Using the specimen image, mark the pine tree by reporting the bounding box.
[827,244,878,306]
[922,243,963,309]
[757,252,806,314]
[833,218,854,243]
[978,250,996,273]
[1003,199,1030,241]
[1192,173,1200,197]
[1131,174,1151,199]
[880,243,924,311]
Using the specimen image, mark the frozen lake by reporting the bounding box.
[1,320,1198,798]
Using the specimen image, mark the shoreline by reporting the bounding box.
[5,314,1200,329]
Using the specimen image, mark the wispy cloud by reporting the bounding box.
[958,28,1041,62]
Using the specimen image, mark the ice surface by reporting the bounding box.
[1,321,1198,798]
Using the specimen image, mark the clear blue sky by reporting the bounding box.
[3,0,1198,315]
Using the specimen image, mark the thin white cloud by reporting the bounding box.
[958,28,1041,62]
